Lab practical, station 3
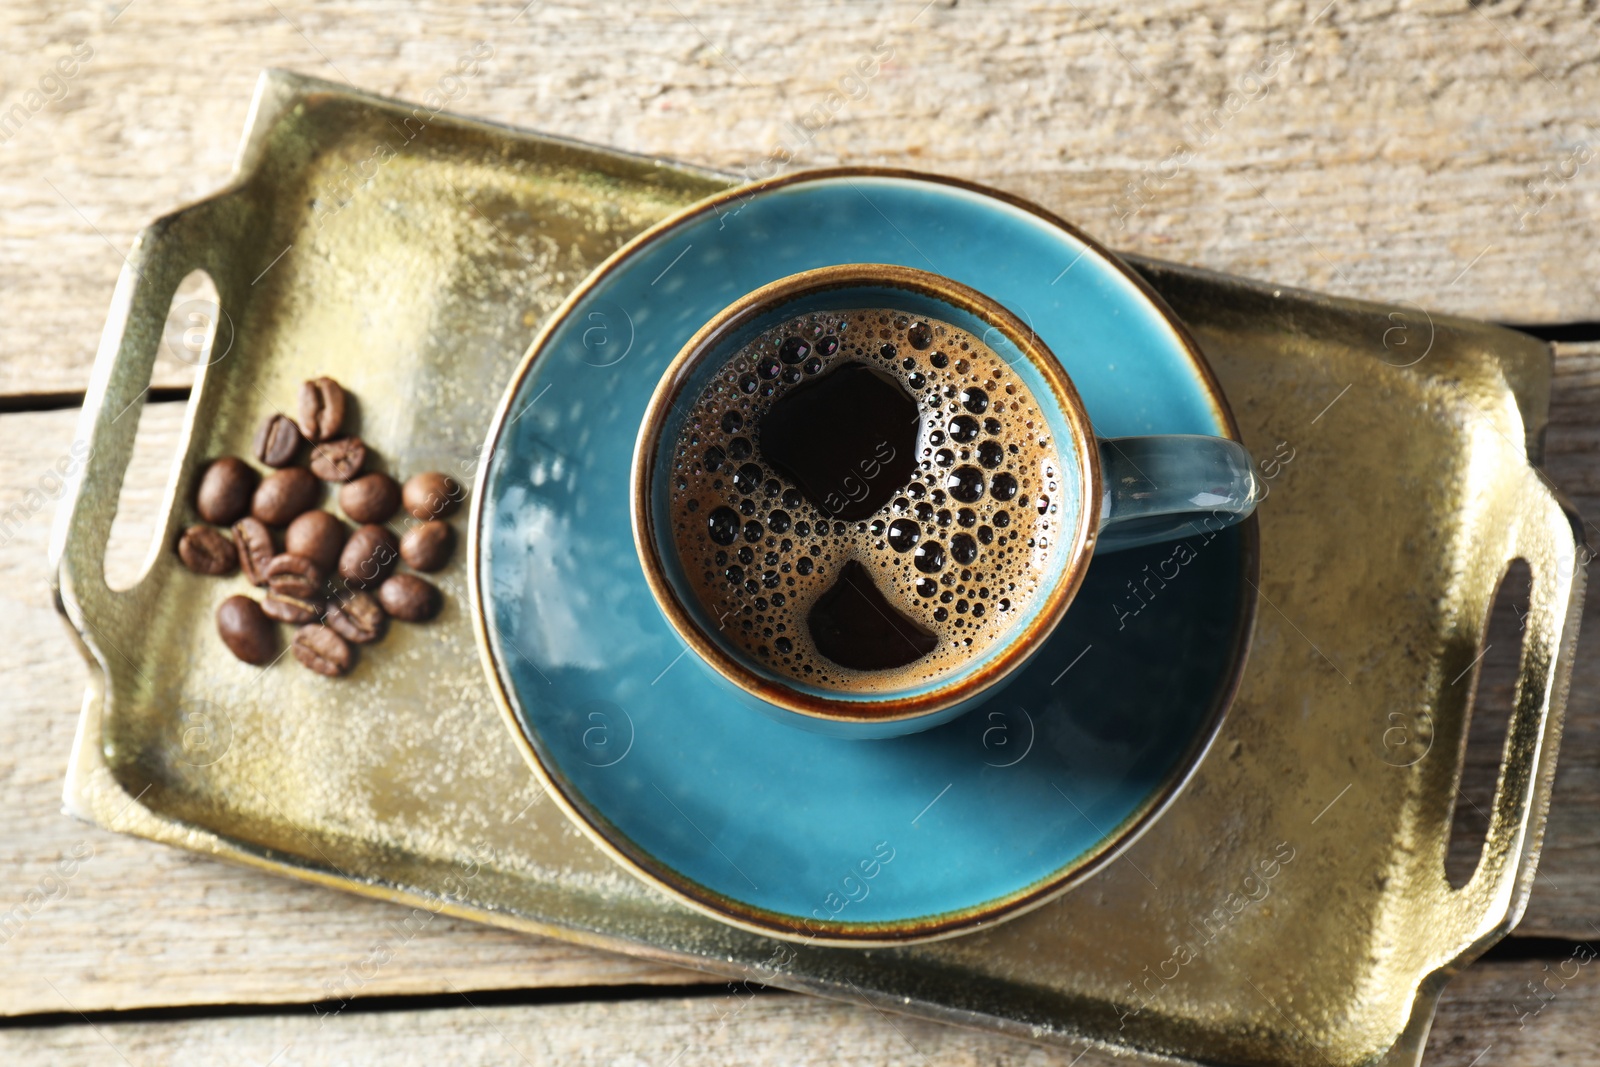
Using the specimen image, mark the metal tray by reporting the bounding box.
[54,70,1585,1067]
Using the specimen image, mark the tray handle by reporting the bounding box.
[51,192,241,627]
[1433,461,1584,961]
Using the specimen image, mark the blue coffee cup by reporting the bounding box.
[632,263,1257,738]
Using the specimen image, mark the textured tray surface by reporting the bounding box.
[55,73,1583,1067]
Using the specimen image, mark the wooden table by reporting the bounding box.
[3,1,1598,1062]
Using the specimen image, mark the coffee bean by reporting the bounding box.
[399,520,453,572]
[217,595,276,664]
[232,516,276,585]
[253,413,302,468]
[309,437,366,482]
[339,524,399,587]
[402,472,462,520]
[252,467,320,525]
[340,472,401,523]
[298,377,347,443]
[293,624,353,676]
[263,592,321,624]
[378,573,441,622]
[285,510,347,572]
[177,525,236,576]
[263,553,325,600]
[326,589,386,643]
[196,456,257,525]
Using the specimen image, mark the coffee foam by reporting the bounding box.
[666,308,1071,695]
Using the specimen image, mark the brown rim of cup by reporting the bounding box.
[629,263,1103,727]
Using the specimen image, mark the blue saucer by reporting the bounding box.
[472,170,1255,943]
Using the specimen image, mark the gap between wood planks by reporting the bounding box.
[4,321,1596,417]
[0,981,775,1031]
[1514,322,1600,344]
[0,386,189,415]
[0,936,1592,1032]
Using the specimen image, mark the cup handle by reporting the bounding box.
[1095,435,1259,553]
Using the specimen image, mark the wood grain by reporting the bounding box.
[3,0,1600,398]
[5,2,1600,1053]
[0,402,709,1018]
[2,956,1596,1066]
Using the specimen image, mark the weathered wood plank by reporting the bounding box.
[3,334,1597,1014]
[1522,342,1600,936]
[1,957,1595,1066]
[2,0,1599,397]
[0,402,709,1017]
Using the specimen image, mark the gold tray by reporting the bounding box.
[54,70,1585,1067]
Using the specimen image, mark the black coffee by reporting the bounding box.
[807,560,938,669]
[666,308,1069,694]
[759,361,919,521]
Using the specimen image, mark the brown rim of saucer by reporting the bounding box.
[631,263,1102,725]
[469,166,1260,946]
